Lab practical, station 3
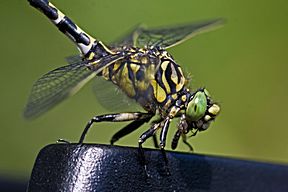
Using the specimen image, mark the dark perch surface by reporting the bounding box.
[27,144,288,192]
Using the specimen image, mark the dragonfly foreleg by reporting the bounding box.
[171,129,181,150]
[171,129,194,151]
[182,134,194,151]
[79,112,152,144]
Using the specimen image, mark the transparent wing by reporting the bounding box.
[24,62,94,119]
[65,55,83,64]
[137,19,224,49]
[24,54,124,119]
[113,19,224,49]
[110,24,143,48]
[92,77,142,112]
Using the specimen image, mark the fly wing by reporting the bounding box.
[24,54,124,119]
[114,19,224,49]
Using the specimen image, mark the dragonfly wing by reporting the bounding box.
[135,19,224,49]
[65,55,83,64]
[24,53,124,119]
[24,62,95,119]
[88,54,124,74]
[92,77,142,112]
[109,24,144,48]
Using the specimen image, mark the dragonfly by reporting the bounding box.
[25,0,221,164]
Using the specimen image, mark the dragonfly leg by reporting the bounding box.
[138,124,160,175]
[159,118,172,175]
[110,113,153,145]
[159,118,171,149]
[171,130,194,151]
[150,118,162,148]
[182,134,194,151]
[171,129,181,150]
[79,112,152,144]
[152,134,159,149]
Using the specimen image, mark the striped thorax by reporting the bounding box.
[97,47,186,113]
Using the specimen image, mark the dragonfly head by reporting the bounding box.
[185,88,220,132]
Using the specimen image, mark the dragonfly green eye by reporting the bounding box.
[186,90,207,121]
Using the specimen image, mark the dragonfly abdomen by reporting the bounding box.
[28,0,114,58]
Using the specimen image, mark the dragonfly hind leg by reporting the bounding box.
[110,114,153,145]
[78,112,153,144]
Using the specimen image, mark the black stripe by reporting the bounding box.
[136,65,145,81]
[164,61,177,93]
[155,65,167,94]
[127,63,135,83]
[57,16,90,45]
[29,0,58,20]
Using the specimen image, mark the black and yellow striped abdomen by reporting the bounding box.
[101,47,186,112]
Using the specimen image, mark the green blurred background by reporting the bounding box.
[1,0,287,182]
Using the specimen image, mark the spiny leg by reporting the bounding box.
[79,112,151,144]
[159,118,171,175]
[180,128,200,151]
[159,118,171,149]
[182,134,194,151]
[150,118,163,149]
[190,129,199,137]
[138,123,160,174]
[110,114,153,145]
[171,129,181,150]
[171,130,194,151]
[152,134,159,149]
[171,113,194,151]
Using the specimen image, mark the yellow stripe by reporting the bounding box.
[119,63,136,97]
[172,93,178,100]
[102,67,109,80]
[176,67,185,92]
[88,52,95,61]
[130,64,140,73]
[170,63,179,85]
[160,61,171,93]
[113,61,121,71]
[161,60,169,71]
[151,80,166,103]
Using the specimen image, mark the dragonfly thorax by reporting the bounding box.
[98,47,187,113]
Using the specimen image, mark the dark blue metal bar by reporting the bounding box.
[27,144,288,192]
